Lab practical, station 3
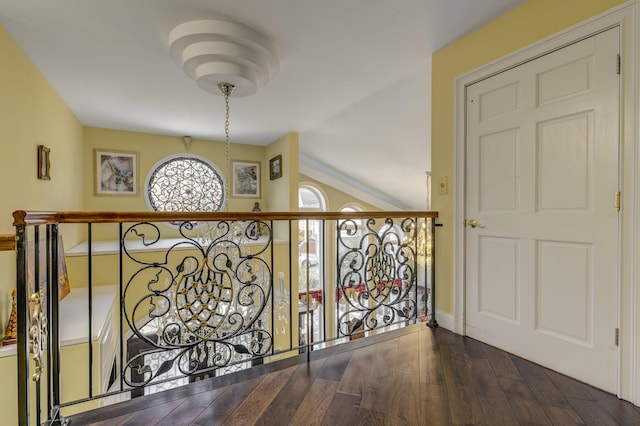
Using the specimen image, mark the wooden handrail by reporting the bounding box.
[0,234,15,251]
[13,210,438,226]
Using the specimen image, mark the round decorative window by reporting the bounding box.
[145,154,225,213]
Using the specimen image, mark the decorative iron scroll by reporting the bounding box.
[337,217,418,337]
[146,156,225,214]
[121,220,273,388]
[29,289,47,382]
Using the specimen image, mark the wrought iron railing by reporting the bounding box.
[12,210,438,425]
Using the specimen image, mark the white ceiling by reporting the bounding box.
[0,0,524,210]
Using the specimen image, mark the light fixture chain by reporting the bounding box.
[218,82,236,211]
[224,90,230,211]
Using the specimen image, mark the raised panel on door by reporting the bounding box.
[479,129,520,212]
[537,111,593,212]
[536,240,593,344]
[477,236,520,323]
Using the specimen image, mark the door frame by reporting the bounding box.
[453,1,639,403]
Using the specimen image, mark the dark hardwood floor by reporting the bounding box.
[69,325,640,425]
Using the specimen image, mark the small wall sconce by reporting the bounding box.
[183,136,193,150]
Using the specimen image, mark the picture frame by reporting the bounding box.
[231,160,260,198]
[28,234,71,314]
[37,145,50,180]
[269,155,282,180]
[95,149,138,195]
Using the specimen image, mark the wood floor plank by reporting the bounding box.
[433,327,459,347]
[190,376,263,425]
[567,397,619,426]
[511,355,571,409]
[256,357,327,425]
[386,371,421,425]
[359,342,399,410]
[88,412,137,426]
[316,349,354,382]
[395,332,420,374]
[544,368,595,401]
[439,342,483,425]
[223,367,295,425]
[418,330,430,382]
[586,384,640,425]
[468,357,519,426]
[354,408,386,426]
[483,342,522,380]
[290,378,339,425]
[506,397,553,425]
[423,349,445,385]
[320,393,361,426]
[337,342,378,396]
[462,336,486,359]
[499,377,552,425]
[420,381,452,425]
[155,387,226,426]
[91,397,186,426]
[544,406,586,425]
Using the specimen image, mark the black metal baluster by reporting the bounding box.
[88,223,94,399]
[16,225,29,426]
[428,219,439,328]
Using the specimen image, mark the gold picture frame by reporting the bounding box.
[269,155,282,180]
[37,145,50,180]
[231,160,260,198]
[95,149,138,196]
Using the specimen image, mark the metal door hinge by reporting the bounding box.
[615,191,621,212]
[615,328,619,346]
[617,54,621,75]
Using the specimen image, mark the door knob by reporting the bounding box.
[464,219,480,228]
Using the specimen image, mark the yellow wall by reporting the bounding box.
[0,24,84,321]
[431,0,627,314]
[83,127,271,242]
[265,132,299,212]
[0,23,85,426]
[84,127,266,211]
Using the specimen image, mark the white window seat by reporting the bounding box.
[0,284,118,359]
[66,236,286,257]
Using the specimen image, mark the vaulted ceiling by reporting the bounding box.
[0,0,525,210]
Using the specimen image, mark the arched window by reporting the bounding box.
[144,154,225,213]
[297,184,326,270]
[298,185,326,211]
[297,183,327,345]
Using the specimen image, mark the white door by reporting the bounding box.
[465,27,620,392]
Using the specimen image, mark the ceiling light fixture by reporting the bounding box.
[168,19,280,97]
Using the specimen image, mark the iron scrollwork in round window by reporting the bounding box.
[145,154,225,214]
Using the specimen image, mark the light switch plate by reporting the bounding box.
[438,176,448,195]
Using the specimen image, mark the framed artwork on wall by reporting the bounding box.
[95,149,138,195]
[37,145,50,180]
[27,234,71,314]
[269,155,282,180]
[231,160,260,198]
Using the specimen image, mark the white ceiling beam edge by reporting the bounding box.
[299,154,408,211]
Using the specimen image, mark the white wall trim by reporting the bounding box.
[453,1,638,404]
[434,310,455,332]
[299,154,406,211]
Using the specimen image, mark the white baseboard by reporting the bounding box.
[433,310,455,332]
